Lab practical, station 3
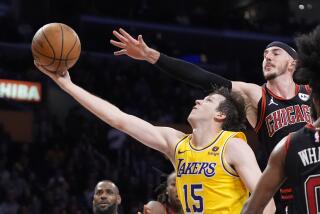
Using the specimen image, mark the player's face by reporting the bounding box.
[262,47,292,81]
[167,173,181,207]
[188,94,225,122]
[93,182,120,214]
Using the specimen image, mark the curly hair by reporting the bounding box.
[295,25,320,120]
[155,181,168,204]
[210,87,247,131]
[295,25,320,98]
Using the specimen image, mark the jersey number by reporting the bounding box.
[183,184,204,213]
[305,174,320,214]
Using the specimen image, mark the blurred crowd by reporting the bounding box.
[0,0,318,45]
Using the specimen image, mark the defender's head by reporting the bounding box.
[263,41,297,81]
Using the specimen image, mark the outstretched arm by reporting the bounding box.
[226,138,276,214]
[110,29,262,127]
[240,137,288,214]
[34,62,184,160]
[110,28,232,91]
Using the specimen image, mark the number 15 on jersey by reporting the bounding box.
[183,184,204,213]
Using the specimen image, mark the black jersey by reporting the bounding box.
[255,84,312,157]
[284,124,320,214]
[255,84,312,214]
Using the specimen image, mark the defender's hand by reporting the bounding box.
[110,28,154,62]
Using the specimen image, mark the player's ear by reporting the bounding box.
[117,194,121,205]
[215,111,226,120]
[289,59,297,72]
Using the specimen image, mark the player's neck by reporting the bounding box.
[266,75,296,99]
[191,125,221,148]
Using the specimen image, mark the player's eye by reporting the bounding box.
[106,189,115,195]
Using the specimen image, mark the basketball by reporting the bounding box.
[31,23,81,75]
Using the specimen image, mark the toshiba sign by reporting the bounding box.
[0,79,41,102]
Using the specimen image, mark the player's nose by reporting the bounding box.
[195,99,202,105]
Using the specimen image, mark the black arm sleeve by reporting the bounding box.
[154,53,232,91]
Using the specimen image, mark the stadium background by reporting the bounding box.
[0,0,318,213]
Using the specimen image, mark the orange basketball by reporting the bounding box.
[31,23,81,75]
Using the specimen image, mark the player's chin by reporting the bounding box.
[187,113,195,123]
[189,108,198,116]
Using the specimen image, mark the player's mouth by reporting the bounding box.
[264,63,274,70]
[98,201,110,206]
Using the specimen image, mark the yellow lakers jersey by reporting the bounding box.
[174,130,249,214]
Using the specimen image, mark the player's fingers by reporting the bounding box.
[138,35,145,45]
[58,69,68,77]
[34,60,43,70]
[34,61,53,76]
[119,28,138,45]
[112,30,129,44]
[110,39,126,49]
[114,49,127,56]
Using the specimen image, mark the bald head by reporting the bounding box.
[94,180,119,195]
[145,201,165,214]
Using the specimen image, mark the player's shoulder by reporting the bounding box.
[232,81,262,104]
[232,81,262,92]
[224,136,256,166]
[224,135,251,155]
[158,126,185,138]
[227,137,248,146]
[222,130,247,142]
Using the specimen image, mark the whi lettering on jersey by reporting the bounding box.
[298,147,320,167]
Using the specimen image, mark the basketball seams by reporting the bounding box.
[53,24,64,73]
[65,35,80,68]
[31,33,43,51]
[41,66,56,73]
[32,48,55,66]
[32,47,79,61]
[31,32,43,50]
[31,31,57,66]
[41,28,56,65]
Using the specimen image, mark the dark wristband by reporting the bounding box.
[155,53,232,91]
